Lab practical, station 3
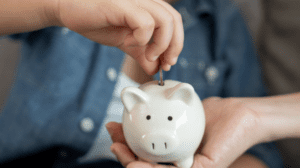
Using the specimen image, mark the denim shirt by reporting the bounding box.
[0,0,283,167]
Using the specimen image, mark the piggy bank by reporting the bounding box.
[121,80,205,168]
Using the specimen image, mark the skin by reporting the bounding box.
[1,0,287,167]
[106,92,300,168]
[107,68,268,168]
[121,46,268,168]
[1,0,184,74]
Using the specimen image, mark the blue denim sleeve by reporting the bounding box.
[247,142,283,167]
[9,34,23,40]
[8,32,30,40]
[8,29,45,42]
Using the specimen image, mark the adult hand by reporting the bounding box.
[106,97,269,168]
[52,0,184,75]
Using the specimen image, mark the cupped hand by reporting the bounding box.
[191,97,268,167]
[53,0,184,75]
[106,97,269,168]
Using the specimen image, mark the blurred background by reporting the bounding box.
[0,0,299,167]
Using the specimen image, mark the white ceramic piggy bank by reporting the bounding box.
[121,80,205,168]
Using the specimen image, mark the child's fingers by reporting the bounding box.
[122,2,156,47]
[139,0,175,62]
[160,55,172,71]
[162,63,171,71]
[153,0,183,66]
[118,0,183,74]
[118,40,160,75]
[106,122,127,145]
[137,57,160,76]
[111,142,137,167]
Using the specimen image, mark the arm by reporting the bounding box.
[0,0,183,75]
[243,92,300,141]
[120,55,268,168]
[229,93,300,168]
[107,92,300,167]
[0,0,58,36]
[193,94,300,168]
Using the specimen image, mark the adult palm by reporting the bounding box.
[106,97,268,168]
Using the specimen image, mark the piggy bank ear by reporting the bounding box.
[166,83,195,105]
[121,87,149,112]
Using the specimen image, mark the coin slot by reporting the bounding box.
[158,80,164,86]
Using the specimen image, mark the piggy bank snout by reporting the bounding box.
[141,131,179,156]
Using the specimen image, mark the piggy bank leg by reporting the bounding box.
[175,156,194,168]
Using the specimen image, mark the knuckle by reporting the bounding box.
[157,42,169,52]
[168,42,183,56]
[175,11,183,23]
[176,40,184,51]
[141,18,155,31]
[165,50,179,64]
[168,59,177,66]
[163,13,174,25]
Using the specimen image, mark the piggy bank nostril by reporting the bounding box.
[141,131,181,155]
[151,142,168,150]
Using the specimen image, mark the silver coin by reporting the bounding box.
[158,66,164,86]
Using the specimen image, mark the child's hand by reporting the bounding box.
[54,0,184,75]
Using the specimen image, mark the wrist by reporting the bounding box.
[239,97,275,143]
[260,105,300,142]
[242,94,300,142]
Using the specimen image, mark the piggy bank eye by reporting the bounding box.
[168,116,173,121]
[146,115,151,120]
